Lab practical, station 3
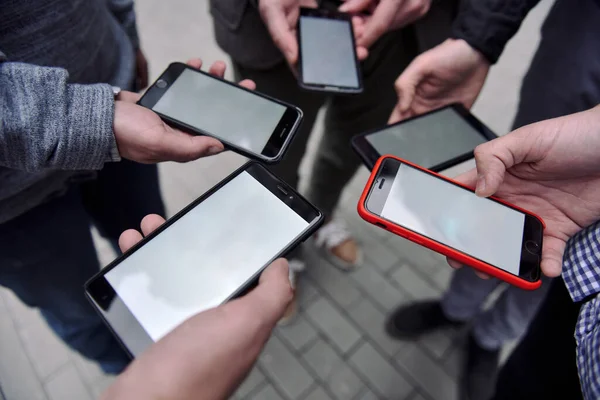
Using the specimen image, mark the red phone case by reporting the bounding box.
[357,155,544,290]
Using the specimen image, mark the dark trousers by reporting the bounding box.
[492,279,583,399]
[0,160,165,374]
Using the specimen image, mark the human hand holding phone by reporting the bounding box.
[340,0,431,48]
[113,58,256,163]
[447,106,600,278]
[259,0,367,66]
[101,214,293,400]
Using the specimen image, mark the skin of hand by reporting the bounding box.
[258,0,368,66]
[113,59,257,163]
[101,214,293,400]
[389,38,490,123]
[340,0,431,48]
[134,49,149,90]
[447,106,600,278]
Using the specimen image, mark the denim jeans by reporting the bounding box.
[0,160,164,374]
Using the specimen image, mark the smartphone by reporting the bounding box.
[352,105,497,172]
[85,162,323,357]
[297,7,363,93]
[358,156,544,290]
[138,62,303,164]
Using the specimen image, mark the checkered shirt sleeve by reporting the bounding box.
[563,220,600,399]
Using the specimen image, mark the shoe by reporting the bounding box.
[278,259,304,326]
[314,219,363,271]
[460,333,499,400]
[385,300,464,339]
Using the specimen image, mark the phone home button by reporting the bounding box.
[525,241,540,254]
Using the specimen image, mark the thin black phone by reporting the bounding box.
[352,104,498,172]
[297,7,363,93]
[85,162,323,358]
[138,62,303,164]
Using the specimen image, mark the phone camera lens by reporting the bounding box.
[156,79,167,89]
[288,195,293,200]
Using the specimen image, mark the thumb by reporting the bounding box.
[339,0,372,12]
[358,1,395,47]
[394,58,426,114]
[244,259,293,323]
[263,7,298,65]
[160,129,224,162]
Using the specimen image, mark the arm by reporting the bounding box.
[452,0,542,64]
[0,59,119,172]
[107,0,140,49]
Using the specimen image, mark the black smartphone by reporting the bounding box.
[352,105,498,172]
[85,162,323,357]
[359,156,543,290]
[138,62,303,164]
[297,7,363,93]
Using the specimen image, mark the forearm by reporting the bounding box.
[451,0,541,64]
[108,0,140,49]
[0,61,120,172]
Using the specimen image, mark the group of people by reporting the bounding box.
[1,0,599,399]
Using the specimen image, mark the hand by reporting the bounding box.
[340,0,431,48]
[447,106,600,278]
[113,58,256,163]
[389,39,490,123]
[258,0,368,66]
[102,215,293,400]
[134,49,149,90]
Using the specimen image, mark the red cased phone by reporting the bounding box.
[357,155,544,290]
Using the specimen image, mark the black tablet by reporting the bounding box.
[352,104,497,172]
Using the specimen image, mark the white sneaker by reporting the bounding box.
[278,258,305,326]
[314,219,363,271]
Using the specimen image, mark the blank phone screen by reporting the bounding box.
[378,163,525,276]
[104,171,309,341]
[299,16,359,88]
[366,108,488,168]
[152,69,287,153]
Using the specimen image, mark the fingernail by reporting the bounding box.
[207,146,222,156]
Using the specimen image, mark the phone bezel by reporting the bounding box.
[297,7,364,94]
[84,162,324,358]
[137,62,304,164]
[362,156,543,286]
[351,104,498,172]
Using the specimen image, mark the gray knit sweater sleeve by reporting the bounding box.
[0,58,121,172]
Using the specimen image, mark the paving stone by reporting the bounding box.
[276,314,319,352]
[44,363,93,400]
[390,265,441,300]
[407,392,428,400]
[303,386,334,400]
[297,276,321,309]
[302,339,365,399]
[417,329,455,360]
[235,368,266,399]
[250,385,285,400]
[442,345,464,381]
[90,376,116,399]
[346,298,407,357]
[350,266,406,311]
[395,346,457,400]
[354,388,380,400]
[305,254,362,308]
[386,237,444,276]
[259,336,314,399]
[431,264,454,290]
[349,343,412,400]
[361,240,401,274]
[305,298,362,354]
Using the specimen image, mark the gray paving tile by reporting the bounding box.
[395,346,457,400]
[417,329,456,360]
[305,298,362,354]
[305,254,362,308]
[407,392,428,400]
[1,288,43,330]
[90,376,116,399]
[44,363,93,400]
[431,264,453,290]
[442,345,464,381]
[361,240,400,274]
[19,316,71,380]
[386,238,444,276]
[303,386,334,400]
[346,299,407,358]
[250,384,285,400]
[297,276,321,309]
[259,336,314,399]
[302,339,365,400]
[0,294,47,400]
[350,266,406,311]
[349,343,412,400]
[71,353,107,389]
[354,388,380,400]
[390,265,440,301]
[276,313,319,352]
[235,367,266,399]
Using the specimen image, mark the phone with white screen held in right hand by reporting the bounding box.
[85,162,323,358]
[358,155,544,290]
[297,7,363,93]
[137,62,303,164]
